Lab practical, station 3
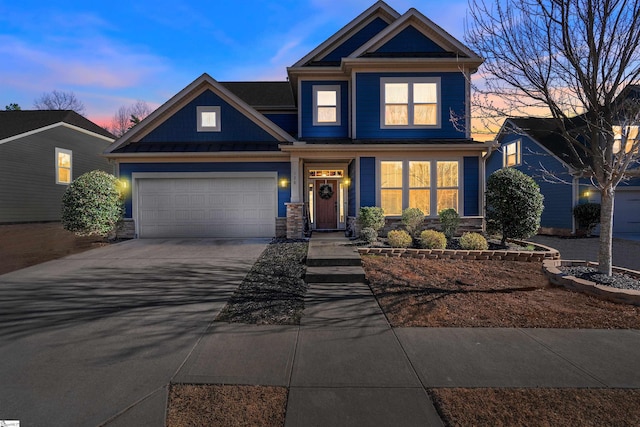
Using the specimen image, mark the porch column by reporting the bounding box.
[290,156,301,203]
[285,202,304,239]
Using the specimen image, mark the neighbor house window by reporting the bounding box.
[197,106,221,132]
[56,147,72,185]
[503,140,521,167]
[381,77,440,128]
[313,85,340,125]
[379,159,459,216]
[613,125,639,154]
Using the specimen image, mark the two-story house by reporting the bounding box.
[104,1,492,239]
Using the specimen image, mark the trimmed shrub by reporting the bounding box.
[387,229,412,248]
[360,227,378,244]
[419,230,447,249]
[573,203,601,236]
[459,232,489,250]
[486,168,544,245]
[357,207,385,232]
[62,170,124,237]
[401,207,425,237]
[438,208,460,239]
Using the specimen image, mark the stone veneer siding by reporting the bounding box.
[286,203,305,239]
[275,217,287,238]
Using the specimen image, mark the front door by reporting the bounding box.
[316,179,337,229]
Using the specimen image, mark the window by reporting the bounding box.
[381,77,440,128]
[313,85,340,125]
[379,159,459,216]
[436,161,458,213]
[197,106,221,132]
[503,140,521,167]
[56,148,72,185]
[613,125,639,154]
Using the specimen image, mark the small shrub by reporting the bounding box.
[486,168,544,245]
[419,230,447,249]
[438,208,460,239]
[360,227,378,244]
[401,207,424,237]
[387,229,412,248]
[573,203,601,236]
[459,232,489,250]
[357,207,385,232]
[62,170,124,237]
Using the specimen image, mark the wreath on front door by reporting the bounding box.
[318,183,334,200]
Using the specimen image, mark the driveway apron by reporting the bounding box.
[0,238,268,427]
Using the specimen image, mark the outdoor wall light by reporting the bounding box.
[343,177,351,187]
[279,178,289,188]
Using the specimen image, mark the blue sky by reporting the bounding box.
[0,0,471,127]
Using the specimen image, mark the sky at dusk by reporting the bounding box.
[0,0,472,129]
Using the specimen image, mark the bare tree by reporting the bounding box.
[466,0,640,275]
[33,90,86,115]
[109,100,152,137]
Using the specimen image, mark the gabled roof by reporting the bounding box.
[221,82,296,110]
[104,73,296,155]
[349,8,481,61]
[290,1,400,68]
[0,110,114,143]
[501,117,589,169]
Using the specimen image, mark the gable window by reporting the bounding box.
[613,125,639,154]
[379,159,459,217]
[197,106,221,132]
[56,148,72,185]
[313,85,341,126]
[381,77,440,128]
[503,140,521,167]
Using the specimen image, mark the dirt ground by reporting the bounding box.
[362,255,640,328]
[0,223,109,275]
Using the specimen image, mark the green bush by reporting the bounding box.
[418,229,447,249]
[357,206,385,232]
[438,208,460,239]
[459,232,489,250]
[62,170,124,237]
[360,227,378,244]
[573,203,601,236]
[387,229,412,248]
[486,168,544,245]
[401,207,424,237]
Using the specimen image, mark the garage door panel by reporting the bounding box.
[137,177,276,238]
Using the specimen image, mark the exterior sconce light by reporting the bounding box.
[343,177,351,187]
[279,178,289,188]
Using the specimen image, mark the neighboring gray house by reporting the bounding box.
[0,110,115,223]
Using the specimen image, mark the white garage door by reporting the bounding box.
[137,177,276,238]
[614,190,640,234]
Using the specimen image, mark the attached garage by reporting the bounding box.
[614,189,640,235]
[134,173,277,238]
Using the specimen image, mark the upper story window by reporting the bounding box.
[56,147,72,185]
[381,77,440,129]
[503,140,521,167]
[613,125,639,154]
[313,85,341,126]
[197,106,221,132]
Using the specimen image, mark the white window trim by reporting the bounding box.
[312,85,341,126]
[380,77,441,129]
[55,147,72,185]
[503,140,521,167]
[197,106,221,132]
[377,158,462,217]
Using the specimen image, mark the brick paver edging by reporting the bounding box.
[543,259,640,306]
[357,240,560,262]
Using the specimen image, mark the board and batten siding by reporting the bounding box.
[374,26,447,54]
[319,17,390,64]
[359,157,376,207]
[118,162,291,218]
[0,133,113,223]
[354,72,468,140]
[463,156,480,216]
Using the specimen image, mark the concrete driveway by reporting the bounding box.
[0,238,269,427]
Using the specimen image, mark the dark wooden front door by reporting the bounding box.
[316,179,337,229]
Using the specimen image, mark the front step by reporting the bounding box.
[305,266,367,283]
[306,256,361,267]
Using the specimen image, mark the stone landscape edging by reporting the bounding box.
[542,259,640,307]
[357,240,560,262]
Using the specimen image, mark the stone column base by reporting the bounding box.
[285,203,305,239]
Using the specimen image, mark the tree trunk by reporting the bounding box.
[598,187,615,275]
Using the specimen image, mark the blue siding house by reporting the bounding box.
[488,117,640,236]
[104,1,492,239]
